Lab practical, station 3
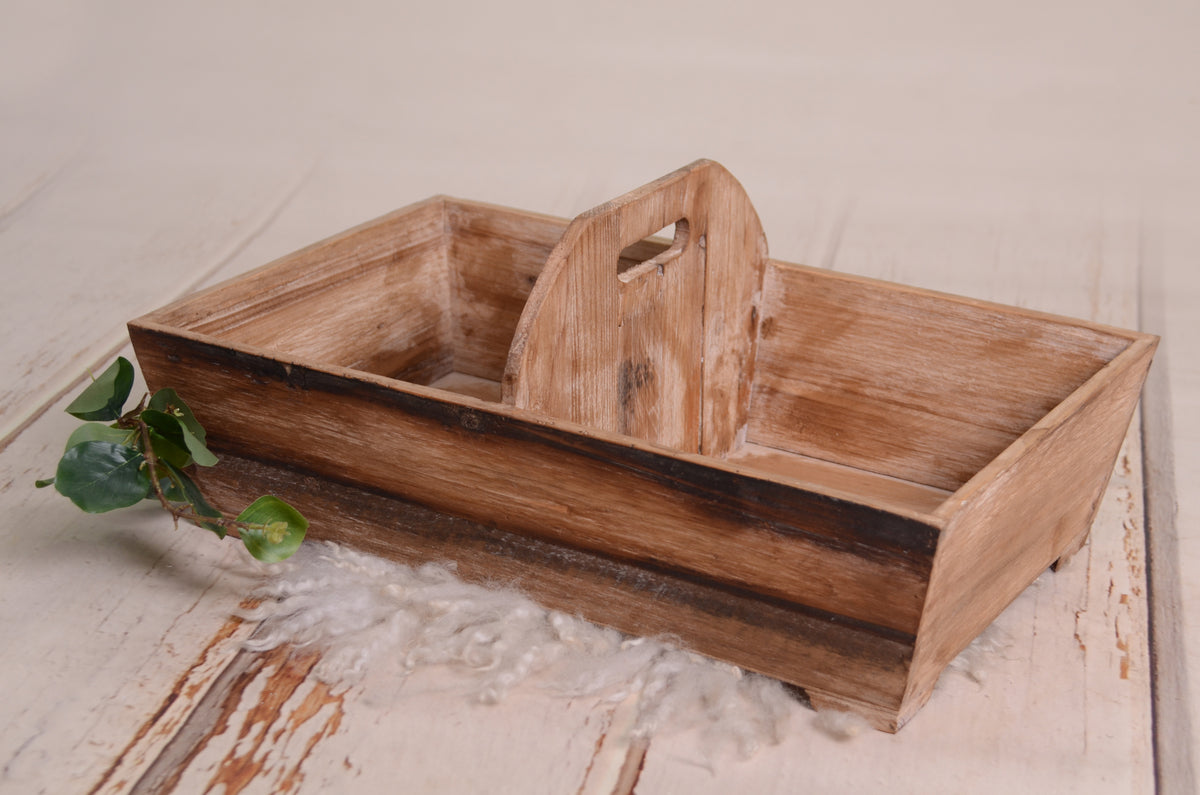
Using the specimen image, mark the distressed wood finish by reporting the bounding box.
[128,163,1156,731]
[752,263,1134,491]
[192,452,922,726]
[901,337,1156,721]
[447,201,566,382]
[127,333,938,636]
[504,160,767,455]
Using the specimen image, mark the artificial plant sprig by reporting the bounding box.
[36,357,307,562]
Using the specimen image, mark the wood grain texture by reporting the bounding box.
[446,200,566,381]
[726,442,951,515]
[128,329,937,638]
[904,337,1156,721]
[504,160,767,456]
[89,615,260,795]
[752,260,1136,491]
[107,639,612,795]
[158,198,451,383]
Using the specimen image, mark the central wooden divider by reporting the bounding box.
[504,160,767,456]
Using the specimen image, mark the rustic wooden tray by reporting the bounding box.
[128,160,1156,731]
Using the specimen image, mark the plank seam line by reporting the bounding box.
[819,193,856,273]
[172,157,317,305]
[0,335,131,456]
[610,737,649,795]
[0,146,81,235]
[1140,372,1186,795]
[1138,214,1196,795]
[0,159,316,454]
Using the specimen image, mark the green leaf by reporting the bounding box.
[141,411,195,468]
[149,388,207,444]
[142,406,218,468]
[179,424,218,467]
[149,429,194,469]
[55,440,151,512]
[35,477,55,488]
[236,495,307,562]
[64,422,137,452]
[65,358,135,422]
[162,461,226,536]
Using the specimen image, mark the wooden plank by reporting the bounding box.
[88,616,259,794]
[128,328,938,638]
[751,260,1134,491]
[95,641,614,794]
[904,337,1155,722]
[726,442,951,516]
[1140,211,1200,794]
[160,198,451,383]
[615,214,705,449]
[446,200,566,382]
[172,197,565,388]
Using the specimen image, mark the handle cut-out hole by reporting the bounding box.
[618,219,690,283]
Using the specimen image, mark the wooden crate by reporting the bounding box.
[128,160,1156,731]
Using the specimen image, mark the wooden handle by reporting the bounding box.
[503,160,767,456]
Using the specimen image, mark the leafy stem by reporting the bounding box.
[37,357,307,562]
[133,413,239,539]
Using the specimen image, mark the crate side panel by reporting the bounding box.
[750,262,1132,491]
[151,199,447,336]
[218,239,452,383]
[446,202,566,382]
[213,241,452,383]
[146,199,455,385]
[900,340,1156,720]
[129,328,939,637]
[195,452,916,729]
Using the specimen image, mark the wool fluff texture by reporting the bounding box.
[243,542,797,758]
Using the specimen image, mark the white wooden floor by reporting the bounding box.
[2,2,1197,792]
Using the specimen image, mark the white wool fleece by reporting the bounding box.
[242,541,797,759]
[241,541,1011,752]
